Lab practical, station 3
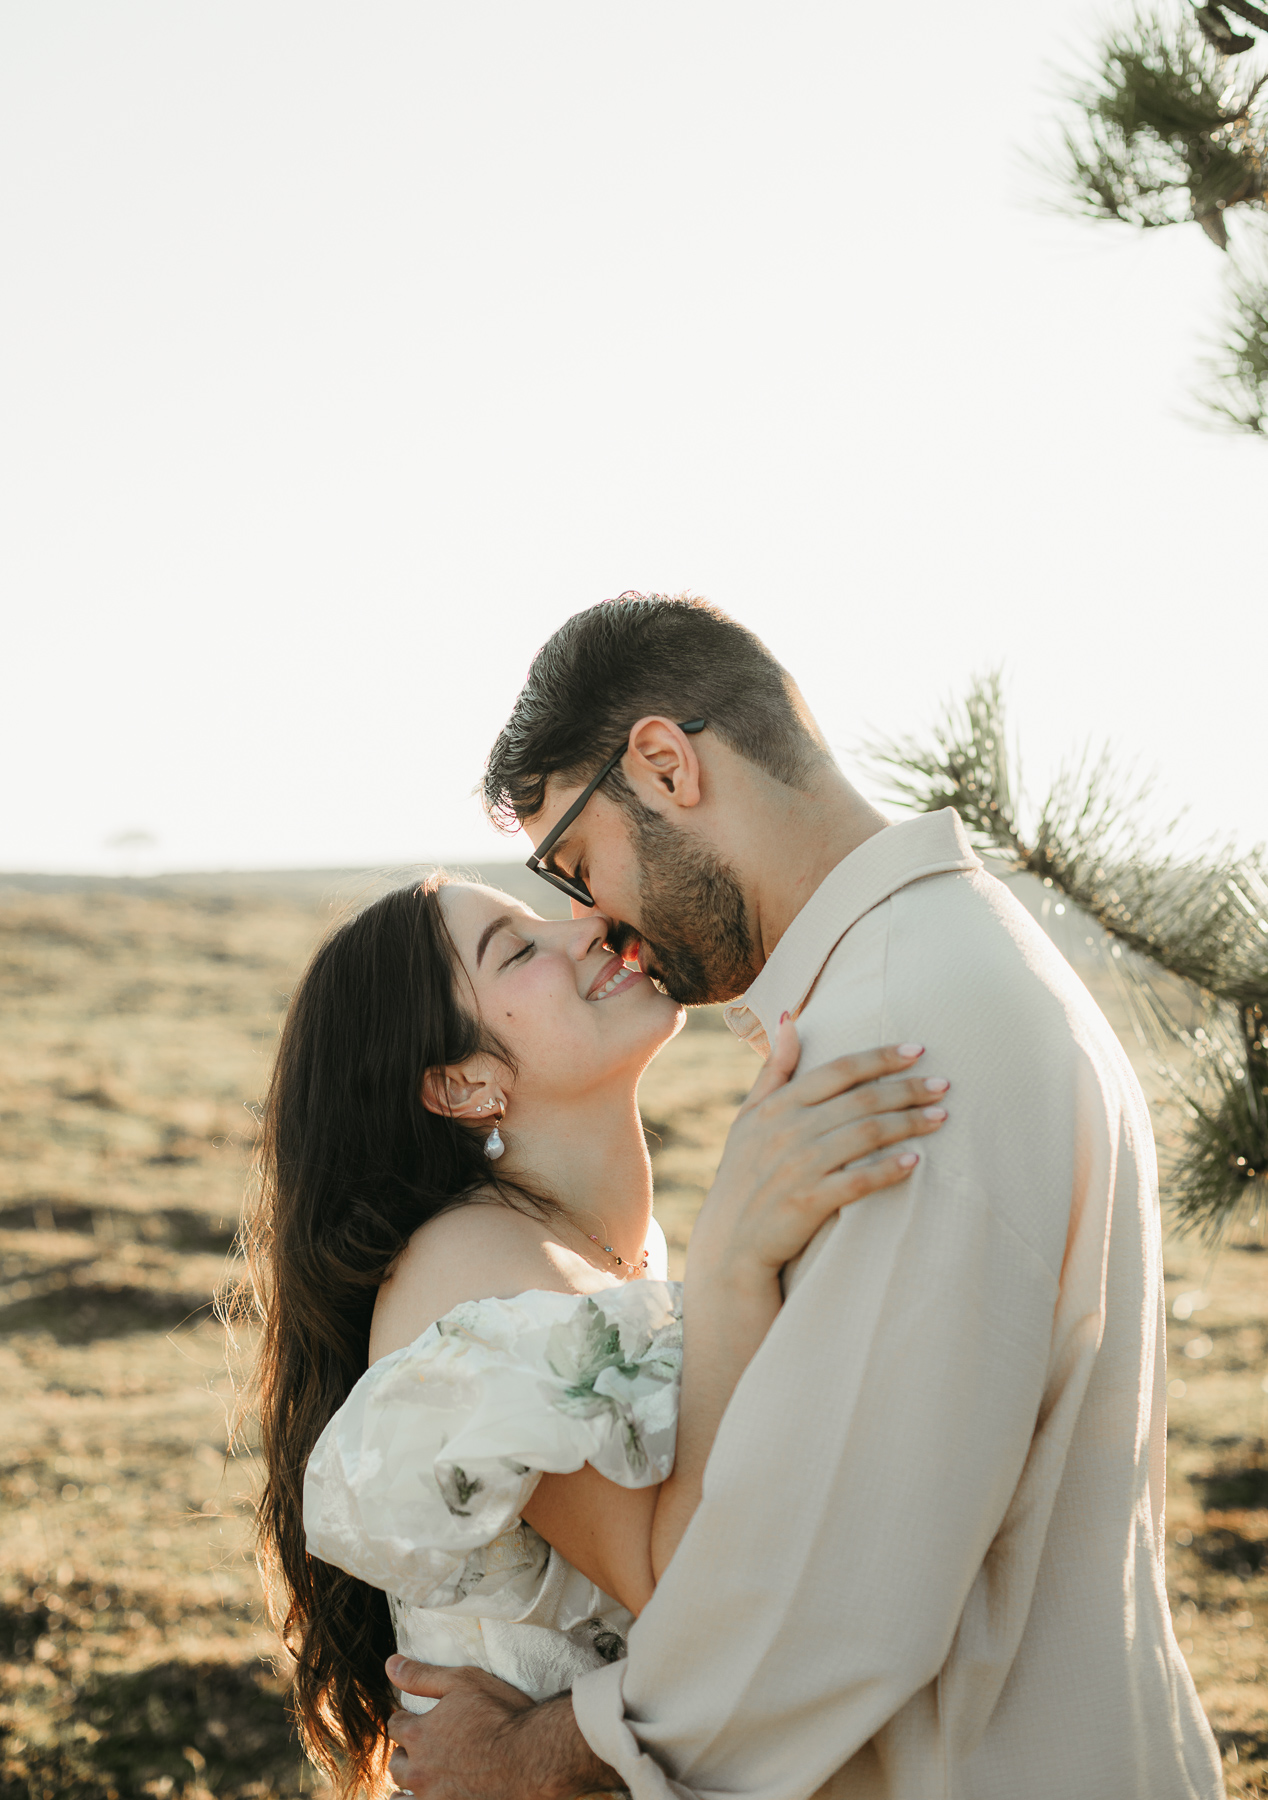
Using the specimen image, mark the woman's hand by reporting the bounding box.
[687,1023,948,1296]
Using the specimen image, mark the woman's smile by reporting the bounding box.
[433,883,683,1106]
[586,955,643,1001]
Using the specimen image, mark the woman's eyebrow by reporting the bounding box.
[475,914,514,968]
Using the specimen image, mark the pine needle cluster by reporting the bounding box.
[869,675,1268,1239]
[1204,259,1268,429]
[1052,3,1268,435]
[1061,12,1268,246]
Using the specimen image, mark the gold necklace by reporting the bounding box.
[586,1233,649,1277]
[567,1205,649,1279]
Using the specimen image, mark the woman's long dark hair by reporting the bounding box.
[238,877,542,1795]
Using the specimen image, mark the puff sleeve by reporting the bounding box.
[303,1280,682,1609]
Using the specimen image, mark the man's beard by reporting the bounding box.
[612,800,759,1007]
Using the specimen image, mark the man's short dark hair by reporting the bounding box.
[482,592,825,829]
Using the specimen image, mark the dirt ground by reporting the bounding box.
[0,871,1265,1799]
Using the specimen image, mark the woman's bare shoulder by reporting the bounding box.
[368,1198,572,1364]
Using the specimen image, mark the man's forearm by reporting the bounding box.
[386,1663,625,1799]
[511,1693,624,1798]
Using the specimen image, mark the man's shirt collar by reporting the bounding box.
[723,809,981,1055]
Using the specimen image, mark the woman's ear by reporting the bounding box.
[421,1065,506,1120]
[420,1067,461,1118]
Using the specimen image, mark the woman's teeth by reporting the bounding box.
[591,964,640,1000]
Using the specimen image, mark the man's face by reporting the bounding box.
[525,782,760,1007]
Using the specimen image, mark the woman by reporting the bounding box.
[246,876,949,1795]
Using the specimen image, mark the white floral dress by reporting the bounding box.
[303,1222,682,1713]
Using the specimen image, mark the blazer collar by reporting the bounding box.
[723,809,981,1055]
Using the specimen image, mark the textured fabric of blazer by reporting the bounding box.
[572,807,1224,1800]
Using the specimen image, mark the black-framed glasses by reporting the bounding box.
[525,718,707,908]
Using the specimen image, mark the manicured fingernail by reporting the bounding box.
[898,1152,919,1167]
[898,1043,924,1058]
[780,1011,790,1023]
[924,1077,949,1093]
[923,1105,947,1121]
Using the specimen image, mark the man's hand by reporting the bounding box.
[384,1655,623,1799]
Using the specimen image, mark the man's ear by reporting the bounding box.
[624,716,703,811]
[421,1065,505,1120]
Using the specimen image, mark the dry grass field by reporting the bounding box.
[0,870,1265,1799]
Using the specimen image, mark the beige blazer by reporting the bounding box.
[572,809,1223,1800]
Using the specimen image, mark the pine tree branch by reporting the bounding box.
[868,676,1268,1006]
[1199,261,1268,433]
[1056,14,1268,237]
[866,675,1268,1237]
[1167,1009,1268,1238]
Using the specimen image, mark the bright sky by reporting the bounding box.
[3,0,1264,875]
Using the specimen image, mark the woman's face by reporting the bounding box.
[439,883,684,1110]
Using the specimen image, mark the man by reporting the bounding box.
[386,594,1223,1799]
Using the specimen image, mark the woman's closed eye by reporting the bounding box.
[500,938,534,970]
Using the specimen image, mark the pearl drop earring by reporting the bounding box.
[478,1097,506,1160]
